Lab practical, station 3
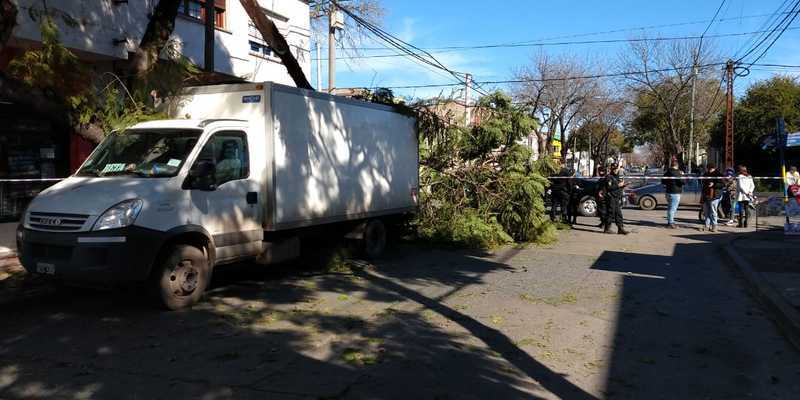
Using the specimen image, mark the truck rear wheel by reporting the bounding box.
[362,219,387,259]
[151,244,210,310]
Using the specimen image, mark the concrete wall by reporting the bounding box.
[9,0,311,85]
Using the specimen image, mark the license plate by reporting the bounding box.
[36,262,55,275]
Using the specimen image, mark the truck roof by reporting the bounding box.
[129,119,248,130]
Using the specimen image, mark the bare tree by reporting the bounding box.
[620,37,723,166]
[309,0,385,51]
[512,53,603,159]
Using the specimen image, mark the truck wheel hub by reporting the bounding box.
[170,261,198,294]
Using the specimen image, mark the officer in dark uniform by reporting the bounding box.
[604,164,630,235]
[595,166,607,228]
[550,167,572,224]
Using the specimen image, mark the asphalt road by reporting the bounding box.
[0,209,798,399]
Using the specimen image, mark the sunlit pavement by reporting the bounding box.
[0,209,798,399]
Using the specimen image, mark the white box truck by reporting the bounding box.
[17,82,419,309]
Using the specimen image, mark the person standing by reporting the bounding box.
[787,166,799,192]
[661,160,683,229]
[701,164,724,232]
[550,167,572,224]
[723,168,738,226]
[604,164,629,235]
[595,166,608,228]
[736,165,755,228]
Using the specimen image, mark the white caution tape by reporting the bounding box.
[0,179,63,182]
[548,176,786,180]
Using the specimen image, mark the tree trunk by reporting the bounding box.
[239,0,313,90]
[0,0,17,53]
[128,0,182,80]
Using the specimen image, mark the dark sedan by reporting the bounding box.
[546,178,601,217]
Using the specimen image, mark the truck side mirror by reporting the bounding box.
[185,160,217,191]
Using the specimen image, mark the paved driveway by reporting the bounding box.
[1,210,798,399]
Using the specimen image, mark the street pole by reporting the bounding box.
[203,0,215,72]
[688,60,697,174]
[316,41,322,91]
[778,117,788,207]
[724,60,735,169]
[328,4,336,94]
[464,73,472,126]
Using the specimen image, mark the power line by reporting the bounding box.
[311,27,800,61]
[321,10,798,53]
[346,62,798,91]
[330,0,489,97]
[736,0,800,63]
[743,3,800,66]
[733,0,793,59]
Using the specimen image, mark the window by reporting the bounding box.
[181,0,226,29]
[191,131,249,187]
[249,40,273,58]
[77,130,202,178]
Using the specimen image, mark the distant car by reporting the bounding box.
[624,176,703,210]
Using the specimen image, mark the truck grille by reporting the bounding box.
[28,212,89,232]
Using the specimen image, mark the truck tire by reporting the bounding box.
[362,219,387,259]
[639,195,657,211]
[151,244,210,310]
[579,196,598,217]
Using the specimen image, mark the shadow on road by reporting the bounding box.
[592,232,798,399]
[0,243,596,399]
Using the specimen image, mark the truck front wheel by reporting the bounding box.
[362,219,387,259]
[152,244,210,310]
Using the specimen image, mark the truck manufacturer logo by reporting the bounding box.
[242,95,262,104]
[39,217,63,226]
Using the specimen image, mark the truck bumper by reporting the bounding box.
[17,226,166,283]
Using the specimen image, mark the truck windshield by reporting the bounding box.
[76,129,202,178]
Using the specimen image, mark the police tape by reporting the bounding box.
[547,176,787,180]
[0,179,63,182]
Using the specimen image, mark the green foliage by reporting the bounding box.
[8,18,197,138]
[711,76,800,175]
[411,90,555,249]
[8,17,91,119]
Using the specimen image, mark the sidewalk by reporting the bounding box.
[724,229,800,349]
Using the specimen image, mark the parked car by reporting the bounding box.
[624,176,703,210]
[545,178,601,217]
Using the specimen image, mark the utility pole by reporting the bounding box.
[687,58,698,174]
[464,73,472,126]
[316,41,322,90]
[724,59,735,169]
[328,3,343,94]
[204,0,215,72]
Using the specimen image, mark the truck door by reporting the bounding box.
[186,130,262,261]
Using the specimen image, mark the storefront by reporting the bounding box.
[0,103,77,221]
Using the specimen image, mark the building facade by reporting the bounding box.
[5,0,312,84]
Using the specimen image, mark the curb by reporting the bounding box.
[721,239,800,351]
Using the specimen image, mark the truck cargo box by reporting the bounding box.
[167,82,419,231]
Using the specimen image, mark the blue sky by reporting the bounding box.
[310,0,800,99]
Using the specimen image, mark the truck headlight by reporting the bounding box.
[93,199,143,231]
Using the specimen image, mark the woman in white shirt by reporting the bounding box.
[736,166,755,228]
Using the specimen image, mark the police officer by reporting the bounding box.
[604,164,630,235]
[595,166,607,228]
[550,167,573,224]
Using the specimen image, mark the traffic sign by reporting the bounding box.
[788,132,800,147]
